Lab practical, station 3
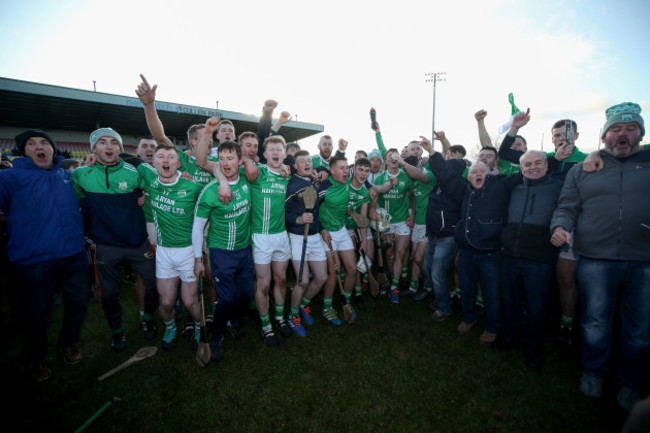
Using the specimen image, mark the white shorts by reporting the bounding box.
[387,221,411,237]
[411,224,427,243]
[289,233,327,262]
[322,227,354,252]
[252,232,291,264]
[156,245,196,282]
[146,222,157,247]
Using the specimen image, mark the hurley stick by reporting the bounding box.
[196,273,211,367]
[374,228,391,292]
[298,187,317,283]
[96,346,158,382]
[355,227,379,297]
[328,248,355,324]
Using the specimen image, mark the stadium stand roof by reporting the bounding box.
[0,77,324,148]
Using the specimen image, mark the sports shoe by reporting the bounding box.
[555,325,573,349]
[431,310,451,321]
[355,295,367,312]
[323,308,342,326]
[274,318,293,338]
[111,333,126,352]
[579,373,603,398]
[182,320,194,341]
[617,386,640,411]
[262,328,280,348]
[210,335,225,362]
[141,319,156,341]
[30,360,51,383]
[525,352,541,370]
[59,345,82,365]
[399,289,416,298]
[288,316,307,337]
[226,321,246,339]
[162,328,177,351]
[457,321,475,334]
[412,290,430,301]
[479,331,497,344]
[299,306,315,325]
[389,289,400,304]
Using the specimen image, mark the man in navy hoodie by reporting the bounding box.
[0,129,88,382]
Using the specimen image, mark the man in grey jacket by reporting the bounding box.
[550,102,650,411]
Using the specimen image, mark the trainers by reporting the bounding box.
[555,325,573,349]
[399,289,416,298]
[141,319,156,341]
[111,333,126,352]
[30,360,51,383]
[617,386,640,411]
[162,328,177,351]
[379,288,388,296]
[480,331,497,344]
[288,316,307,337]
[299,306,315,325]
[412,290,430,301]
[226,322,246,339]
[355,295,367,312]
[274,318,293,338]
[210,335,225,362]
[323,308,342,326]
[525,352,541,370]
[182,320,194,341]
[262,328,280,348]
[59,345,82,365]
[389,289,400,304]
[457,321,476,334]
[579,373,603,398]
[431,310,451,321]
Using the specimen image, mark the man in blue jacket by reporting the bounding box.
[0,129,88,382]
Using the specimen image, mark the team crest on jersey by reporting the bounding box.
[242,184,248,193]
[119,181,128,191]
[177,190,187,198]
[399,181,405,188]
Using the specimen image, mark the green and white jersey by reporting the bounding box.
[345,183,371,229]
[412,167,436,225]
[374,170,414,224]
[250,164,288,235]
[137,164,204,248]
[497,158,520,175]
[319,178,351,232]
[311,154,329,169]
[178,151,217,186]
[195,176,252,250]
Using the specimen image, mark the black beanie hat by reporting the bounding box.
[14,129,57,156]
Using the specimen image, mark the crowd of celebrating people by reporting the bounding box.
[0,74,648,414]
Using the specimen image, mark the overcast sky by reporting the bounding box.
[1,0,648,159]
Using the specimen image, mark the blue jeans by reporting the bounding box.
[499,255,553,355]
[458,249,500,333]
[18,251,89,362]
[423,236,458,314]
[577,258,650,390]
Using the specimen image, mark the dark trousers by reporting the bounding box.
[208,246,254,338]
[18,251,88,362]
[499,255,554,355]
[95,241,157,332]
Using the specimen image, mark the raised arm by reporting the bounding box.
[256,99,277,163]
[475,110,492,148]
[433,130,451,156]
[271,111,292,134]
[195,117,220,173]
[498,108,530,163]
[135,74,173,146]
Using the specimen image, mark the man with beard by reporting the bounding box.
[311,135,348,182]
[551,102,650,411]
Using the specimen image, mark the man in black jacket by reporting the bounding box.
[494,150,563,370]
